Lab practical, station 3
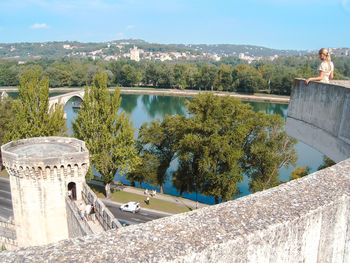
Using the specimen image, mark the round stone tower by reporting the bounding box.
[1,137,89,247]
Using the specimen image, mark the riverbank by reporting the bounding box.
[88,179,209,210]
[0,86,290,103]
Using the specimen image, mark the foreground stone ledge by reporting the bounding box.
[2,158,350,262]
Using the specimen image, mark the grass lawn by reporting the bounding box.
[88,183,193,214]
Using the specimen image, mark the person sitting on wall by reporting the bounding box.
[305,48,334,86]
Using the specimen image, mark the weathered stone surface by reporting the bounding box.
[65,197,93,238]
[286,79,350,162]
[1,158,349,262]
[330,80,350,88]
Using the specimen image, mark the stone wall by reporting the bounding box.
[330,80,350,88]
[0,218,17,251]
[82,183,122,230]
[286,78,350,162]
[65,198,93,238]
[1,158,349,262]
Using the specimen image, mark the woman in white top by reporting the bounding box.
[305,48,334,85]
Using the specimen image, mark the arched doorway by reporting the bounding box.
[68,182,77,200]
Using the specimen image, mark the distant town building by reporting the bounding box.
[130,46,140,61]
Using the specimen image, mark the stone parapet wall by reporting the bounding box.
[330,80,350,88]
[0,218,17,251]
[2,158,350,262]
[82,183,122,230]
[286,78,350,162]
[65,198,93,238]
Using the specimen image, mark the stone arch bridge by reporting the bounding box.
[49,90,84,109]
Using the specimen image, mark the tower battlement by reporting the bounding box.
[1,137,89,247]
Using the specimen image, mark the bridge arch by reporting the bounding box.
[48,90,85,109]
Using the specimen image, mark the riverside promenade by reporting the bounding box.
[88,180,209,210]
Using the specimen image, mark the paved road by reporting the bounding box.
[0,177,167,225]
[103,200,169,226]
[0,177,13,220]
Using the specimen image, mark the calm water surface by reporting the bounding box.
[8,92,324,204]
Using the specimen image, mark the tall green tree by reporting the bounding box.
[144,62,160,87]
[0,65,18,86]
[137,115,186,193]
[5,70,66,142]
[126,144,159,189]
[0,96,15,169]
[197,64,217,90]
[242,112,297,192]
[175,93,254,203]
[215,64,233,91]
[120,64,140,87]
[73,72,140,198]
[173,63,187,89]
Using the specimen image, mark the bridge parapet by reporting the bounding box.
[286,78,350,162]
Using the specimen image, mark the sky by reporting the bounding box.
[0,0,349,50]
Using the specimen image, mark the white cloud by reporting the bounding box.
[30,23,50,29]
[126,25,135,30]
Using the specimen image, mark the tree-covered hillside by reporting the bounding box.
[0,39,320,61]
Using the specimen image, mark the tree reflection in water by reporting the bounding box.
[120,94,140,114]
[140,94,188,118]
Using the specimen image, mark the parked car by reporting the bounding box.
[119,202,141,213]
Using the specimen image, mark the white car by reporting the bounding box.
[119,202,141,213]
